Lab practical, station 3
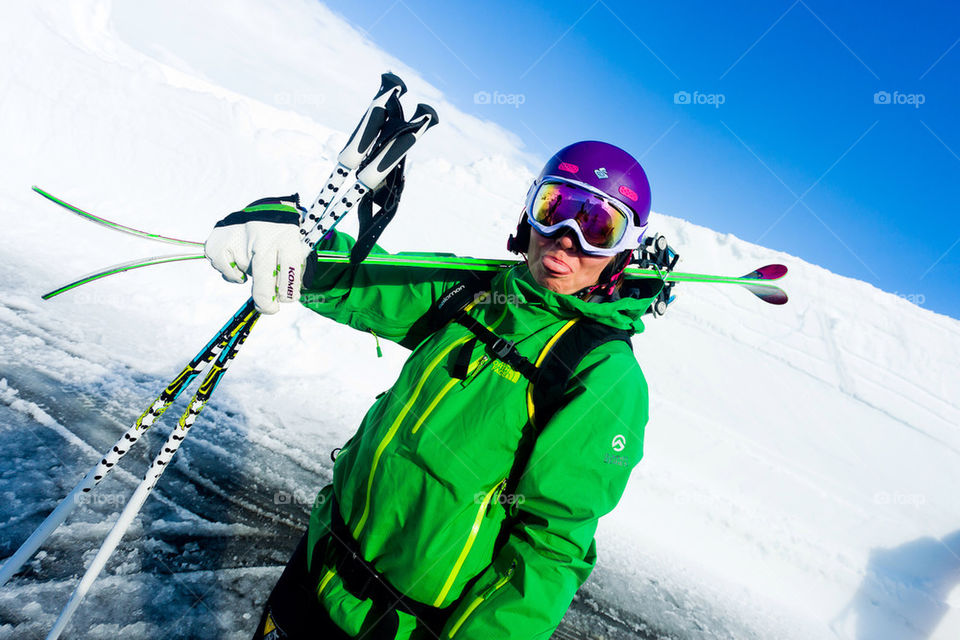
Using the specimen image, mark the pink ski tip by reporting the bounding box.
[743,264,788,281]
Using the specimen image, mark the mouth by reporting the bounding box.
[542,254,572,275]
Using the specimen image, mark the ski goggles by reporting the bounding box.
[524,179,646,256]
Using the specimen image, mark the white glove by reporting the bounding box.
[204,195,310,314]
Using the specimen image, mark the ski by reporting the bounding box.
[34,174,785,308]
[308,252,790,304]
[41,248,788,305]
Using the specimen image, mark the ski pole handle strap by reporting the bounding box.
[350,159,406,265]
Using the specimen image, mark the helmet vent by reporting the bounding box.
[619,185,638,202]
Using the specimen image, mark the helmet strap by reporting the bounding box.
[507,212,530,254]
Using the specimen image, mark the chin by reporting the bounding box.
[542,282,562,293]
[540,276,570,294]
[530,264,572,294]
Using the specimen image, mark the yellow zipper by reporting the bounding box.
[411,351,491,434]
[525,318,578,424]
[459,354,489,387]
[433,478,507,607]
[351,335,472,538]
[411,376,460,434]
[316,566,337,597]
[350,278,511,548]
[446,559,517,637]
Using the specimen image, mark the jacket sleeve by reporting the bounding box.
[439,343,649,639]
[300,230,461,349]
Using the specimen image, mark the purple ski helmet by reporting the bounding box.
[509,140,652,255]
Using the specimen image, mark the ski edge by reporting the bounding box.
[42,254,206,300]
[32,186,204,248]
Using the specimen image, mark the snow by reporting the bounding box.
[1,1,959,639]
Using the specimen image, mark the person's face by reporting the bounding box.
[526,227,615,295]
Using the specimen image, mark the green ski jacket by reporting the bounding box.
[300,231,657,639]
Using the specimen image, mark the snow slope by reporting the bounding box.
[1,1,959,639]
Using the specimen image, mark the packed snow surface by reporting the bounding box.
[1,2,959,639]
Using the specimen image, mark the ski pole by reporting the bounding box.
[2,72,413,587]
[0,301,255,587]
[45,317,257,640]
[35,76,438,637]
[49,97,437,636]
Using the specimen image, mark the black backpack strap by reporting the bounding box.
[508,320,632,487]
[323,495,451,634]
[493,319,633,556]
[513,321,632,483]
[530,320,632,429]
[403,269,497,351]
[415,275,631,409]
[417,272,539,381]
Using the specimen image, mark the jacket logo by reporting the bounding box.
[490,360,520,383]
[438,283,466,310]
[595,167,608,179]
[611,434,626,452]
[602,452,628,467]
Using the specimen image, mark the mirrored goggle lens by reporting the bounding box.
[530,182,629,249]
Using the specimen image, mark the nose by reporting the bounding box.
[553,228,579,251]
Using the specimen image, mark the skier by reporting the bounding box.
[204,141,660,639]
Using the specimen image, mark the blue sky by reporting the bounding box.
[324,0,960,319]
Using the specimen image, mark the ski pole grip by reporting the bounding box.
[338,73,408,170]
[356,104,439,189]
[378,72,407,98]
